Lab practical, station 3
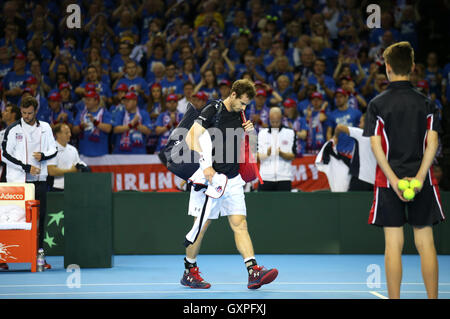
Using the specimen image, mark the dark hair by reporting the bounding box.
[231,79,256,99]
[20,96,38,110]
[383,41,414,76]
[7,104,21,121]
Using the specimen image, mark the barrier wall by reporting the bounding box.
[45,190,450,256]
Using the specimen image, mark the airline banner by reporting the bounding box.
[80,155,330,192]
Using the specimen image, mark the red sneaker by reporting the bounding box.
[247,265,278,289]
[44,261,51,270]
[0,263,8,270]
[180,267,211,289]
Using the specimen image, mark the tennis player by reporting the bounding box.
[180,79,278,289]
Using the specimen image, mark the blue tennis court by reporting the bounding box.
[1,254,449,299]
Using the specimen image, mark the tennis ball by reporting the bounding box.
[398,179,410,191]
[410,179,422,190]
[403,188,415,201]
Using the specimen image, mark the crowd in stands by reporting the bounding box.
[0,0,449,187]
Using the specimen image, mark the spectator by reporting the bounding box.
[180,56,201,85]
[47,123,87,192]
[27,58,51,97]
[0,22,26,55]
[2,52,29,105]
[272,74,295,104]
[191,91,209,110]
[154,93,183,153]
[47,91,73,130]
[177,81,195,114]
[245,88,270,132]
[59,82,76,116]
[72,90,113,157]
[115,59,149,109]
[424,52,442,96]
[75,64,112,106]
[340,76,367,111]
[160,60,184,98]
[218,79,232,99]
[326,88,362,156]
[193,69,219,100]
[282,98,308,157]
[146,61,166,86]
[110,83,129,119]
[112,91,151,154]
[257,107,296,191]
[307,58,336,101]
[305,92,328,154]
[111,41,133,82]
[0,46,13,79]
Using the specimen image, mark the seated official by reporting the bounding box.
[47,123,87,191]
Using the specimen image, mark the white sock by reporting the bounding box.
[185,257,197,264]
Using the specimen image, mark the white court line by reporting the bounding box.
[370,291,388,299]
[0,290,449,297]
[1,282,449,288]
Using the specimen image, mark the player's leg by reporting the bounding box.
[383,226,404,299]
[413,226,438,299]
[185,218,212,262]
[181,218,213,289]
[227,214,254,259]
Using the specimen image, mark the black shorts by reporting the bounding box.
[368,178,446,227]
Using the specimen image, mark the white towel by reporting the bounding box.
[315,140,351,192]
[0,205,26,224]
[184,171,228,247]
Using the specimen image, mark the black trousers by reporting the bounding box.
[258,180,292,191]
[30,181,48,250]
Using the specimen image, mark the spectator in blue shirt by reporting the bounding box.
[154,93,183,153]
[326,88,361,155]
[2,52,29,105]
[75,65,113,106]
[115,59,149,109]
[0,46,13,79]
[307,58,336,101]
[112,91,152,154]
[47,91,74,129]
[282,98,308,157]
[305,92,328,154]
[160,60,184,98]
[73,90,113,157]
[111,41,133,82]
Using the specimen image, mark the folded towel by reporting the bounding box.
[0,205,26,224]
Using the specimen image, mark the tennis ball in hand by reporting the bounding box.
[403,188,415,201]
[410,179,422,190]
[398,179,410,191]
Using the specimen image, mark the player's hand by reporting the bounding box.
[242,120,254,132]
[30,166,41,176]
[203,167,216,183]
[32,152,42,162]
